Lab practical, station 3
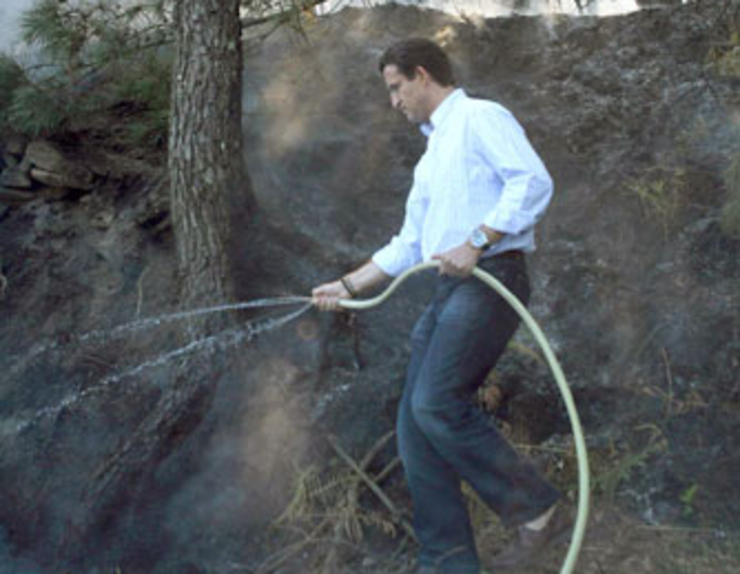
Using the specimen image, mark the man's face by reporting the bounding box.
[382,64,430,124]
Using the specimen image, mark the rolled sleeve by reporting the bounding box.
[372,238,420,277]
[474,105,553,235]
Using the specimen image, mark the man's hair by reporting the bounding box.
[379,38,456,87]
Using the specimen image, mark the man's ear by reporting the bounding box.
[413,65,431,84]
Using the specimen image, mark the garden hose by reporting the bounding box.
[339,260,590,574]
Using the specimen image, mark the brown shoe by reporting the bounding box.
[490,506,573,569]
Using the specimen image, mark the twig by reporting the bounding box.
[256,431,403,574]
[322,430,398,572]
[80,353,115,369]
[360,430,395,468]
[136,265,150,318]
[660,347,675,418]
[373,456,402,484]
[327,435,417,541]
[0,271,7,300]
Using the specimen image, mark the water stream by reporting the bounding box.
[8,296,310,377]
[7,297,313,435]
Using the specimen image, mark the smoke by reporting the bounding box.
[323,0,640,17]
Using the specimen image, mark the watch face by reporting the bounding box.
[471,228,488,249]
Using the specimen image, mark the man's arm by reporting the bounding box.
[311,260,391,312]
[314,151,428,309]
[474,104,553,237]
[432,225,505,277]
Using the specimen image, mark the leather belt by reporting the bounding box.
[490,250,524,260]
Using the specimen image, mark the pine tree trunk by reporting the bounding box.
[169,0,255,310]
[77,1,256,554]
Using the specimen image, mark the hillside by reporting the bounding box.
[0,2,738,573]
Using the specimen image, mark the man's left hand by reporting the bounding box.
[432,242,481,277]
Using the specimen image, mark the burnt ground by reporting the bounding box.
[1,2,739,573]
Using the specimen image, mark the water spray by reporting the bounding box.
[338,261,590,574]
[9,297,313,434]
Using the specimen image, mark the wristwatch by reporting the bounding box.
[468,227,491,251]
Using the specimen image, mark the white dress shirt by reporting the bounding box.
[372,89,553,277]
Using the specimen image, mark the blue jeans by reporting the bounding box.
[397,254,560,573]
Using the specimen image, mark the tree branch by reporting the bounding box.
[241,0,329,30]
[327,434,417,541]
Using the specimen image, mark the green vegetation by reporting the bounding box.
[709,28,740,78]
[628,168,688,238]
[0,0,328,143]
[592,434,667,501]
[626,4,740,241]
[0,0,173,140]
[679,482,699,518]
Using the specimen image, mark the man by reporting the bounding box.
[312,38,568,574]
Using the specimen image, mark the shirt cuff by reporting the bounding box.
[372,245,415,278]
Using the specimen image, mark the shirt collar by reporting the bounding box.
[420,88,465,137]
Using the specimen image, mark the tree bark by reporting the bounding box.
[77,1,256,557]
[169,0,256,311]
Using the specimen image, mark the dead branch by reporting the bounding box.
[322,430,398,572]
[327,434,416,541]
[256,430,406,574]
[660,347,676,418]
[373,455,402,484]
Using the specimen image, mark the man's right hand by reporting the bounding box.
[311,280,352,312]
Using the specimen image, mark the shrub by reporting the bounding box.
[0,0,173,139]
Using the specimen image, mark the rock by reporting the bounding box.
[23,140,66,172]
[17,154,32,174]
[30,166,94,191]
[41,187,76,201]
[4,135,27,156]
[0,168,33,189]
[0,186,36,205]
[2,153,19,169]
[24,141,95,190]
[90,207,115,230]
